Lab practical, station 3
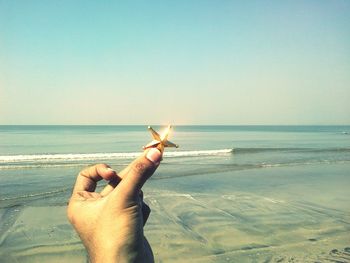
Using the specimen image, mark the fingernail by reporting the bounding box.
[106,167,116,173]
[146,148,162,165]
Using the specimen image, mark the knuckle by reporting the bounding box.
[132,161,148,174]
[79,164,99,178]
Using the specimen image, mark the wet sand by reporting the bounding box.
[145,191,350,262]
[0,163,349,262]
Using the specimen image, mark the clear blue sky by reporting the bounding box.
[1,0,349,125]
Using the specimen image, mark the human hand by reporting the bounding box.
[67,148,162,263]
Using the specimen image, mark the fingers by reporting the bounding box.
[142,202,151,226]
[72,164,117,193]
[139,190,150,226]
[100,166,130,196]
[111,148,162,201]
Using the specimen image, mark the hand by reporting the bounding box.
[67,148,162,263]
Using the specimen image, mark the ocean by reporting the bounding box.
[0,125,349,262]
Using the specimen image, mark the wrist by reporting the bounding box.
[87,243,145,263]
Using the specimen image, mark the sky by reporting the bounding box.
[0,0,349,125]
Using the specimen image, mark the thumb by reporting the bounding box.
[113,148,162,201]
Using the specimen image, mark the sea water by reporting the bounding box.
[0,125,349,262]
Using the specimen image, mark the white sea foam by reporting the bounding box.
[0,149,233,163]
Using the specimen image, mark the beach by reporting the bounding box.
[0,126,349,262]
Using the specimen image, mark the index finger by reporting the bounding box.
[72,163,116,193]
[100,165,130,196]
[100,148,161,196]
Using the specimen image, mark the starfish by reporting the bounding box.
[143,125,179,152]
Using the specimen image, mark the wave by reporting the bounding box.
[1,147,349,164]
[0,149,233,164]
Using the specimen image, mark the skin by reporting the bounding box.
[67,148,162,263]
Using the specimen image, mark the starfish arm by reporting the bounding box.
[148,126,161,141]
[160,125,172,141]
[164,140,179,148]
[143,140,160,149]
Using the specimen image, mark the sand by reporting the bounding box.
[0,163,349,262]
